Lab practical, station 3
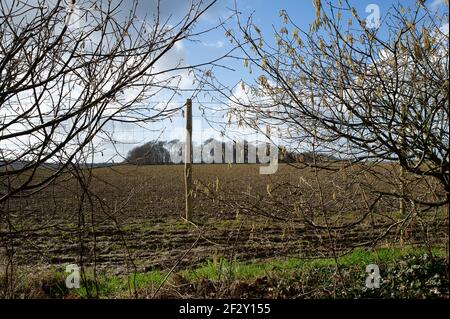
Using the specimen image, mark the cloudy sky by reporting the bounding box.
[6,0,444,163]
[93,0,448,163]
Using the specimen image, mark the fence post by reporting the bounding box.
[265,125,271,156]
[399,103,406,216]
[185,99,193,221]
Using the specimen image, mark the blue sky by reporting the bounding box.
[1,0,447,163]
[184,0,446,91]
[99,0,449,162]
[184,1,380,82]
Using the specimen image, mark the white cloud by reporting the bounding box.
[440,22,449,35]
[202,40,225,48]
[428,0,445,10]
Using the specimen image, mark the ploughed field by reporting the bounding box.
[1,164,448,274]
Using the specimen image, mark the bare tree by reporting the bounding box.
[0,0,222,203]
[207,0,448,208]
[0,0,231,297]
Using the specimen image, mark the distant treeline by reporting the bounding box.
[125,139,339,165]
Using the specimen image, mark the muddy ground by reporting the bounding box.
[1,164,448,274]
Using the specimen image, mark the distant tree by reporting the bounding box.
[126,138,297,164]
[126,141,171,164]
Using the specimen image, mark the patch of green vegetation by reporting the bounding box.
[315,207,448,225]
[65,270,165,298]
[122,219,200,233]
[305,246,446,268]
[122,222,158,233]
[172,221,191,230]
[155,218,193,231]
[7,246,445,298]
[177,246,448,298]
[182,246,447,282]
[181,257,268,282]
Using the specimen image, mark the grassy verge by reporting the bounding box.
[4,245,445,299]
[182,246,447,282]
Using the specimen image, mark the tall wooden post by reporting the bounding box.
[265,125,271,156]
[185,99,193,221]
[399,167,405,215]
[399,103,406,216]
